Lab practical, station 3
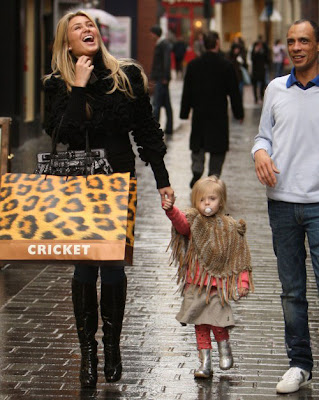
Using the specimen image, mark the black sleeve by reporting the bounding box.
[180,63,192,119]
[44,76,87,148]
[225,62,244,120]
[127,65,170,189]
[163,42,172,81]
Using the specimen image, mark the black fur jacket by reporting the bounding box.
[43,51,170,189]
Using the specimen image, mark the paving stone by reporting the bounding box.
[0,81,318,399]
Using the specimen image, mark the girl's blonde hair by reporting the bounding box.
[43,10,147,97]
[191,176,227,214]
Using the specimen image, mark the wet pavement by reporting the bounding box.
[0,80,319,399]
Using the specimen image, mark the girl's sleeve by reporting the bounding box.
[43,76,87,148]
[238,270,250,289]
[165,206,190,236]
[127,65,170,189]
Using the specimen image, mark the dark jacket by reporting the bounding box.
[251,41,269,80]
[180,51,244,153]
[44,52,170,189]
[150,38,172,82]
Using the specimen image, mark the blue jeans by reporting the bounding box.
[153,81,173,134]
[74,264,125,285]
[268,200,319,372]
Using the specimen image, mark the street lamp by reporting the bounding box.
[203,0,212,23]
[265,0,273,17]
[265,0,273,45]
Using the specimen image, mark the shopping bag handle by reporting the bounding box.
[51,117,91,154]
[48,117,92,180]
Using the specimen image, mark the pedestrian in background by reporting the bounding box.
[180,31,244,188]
[272,39,286,77]
[193,32,205,57]
[252,19,319,395]
[173,35,187,79]
[231,35,248,66]
[228,42,249,101]
[251,35,269,103]
[162,176,253,378]
[43,11,174,389]
[150,25,174,135]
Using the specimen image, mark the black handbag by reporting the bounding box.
[35,117,113,177]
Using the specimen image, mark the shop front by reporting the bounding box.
[162,0,213,48]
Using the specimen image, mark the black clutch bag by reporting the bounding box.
[35,118,113,177]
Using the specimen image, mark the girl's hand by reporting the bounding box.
[162,198,174,211]
[238,287,249,298]
[74,56,94,87]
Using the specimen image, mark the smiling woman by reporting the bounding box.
[67,16,99,59]
[42,10,174,390]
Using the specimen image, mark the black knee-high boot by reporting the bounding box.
[72,279,98,388]
[100,275,127,382]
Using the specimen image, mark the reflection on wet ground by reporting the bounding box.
[0,264,46,307]
[0,83,318,399]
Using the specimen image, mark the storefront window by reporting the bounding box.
[194,6,203,17]
[180,7,190,15]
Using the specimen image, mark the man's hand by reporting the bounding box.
[254,149,280,187]
[158,186,175,204]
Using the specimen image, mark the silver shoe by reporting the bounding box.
[194,349,212,378]
[217,340,233,370]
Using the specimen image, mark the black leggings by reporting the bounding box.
[74,264,125,285]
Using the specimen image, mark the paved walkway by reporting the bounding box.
[0,81,318,399]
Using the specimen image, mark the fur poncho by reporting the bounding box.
[169,208,253,304]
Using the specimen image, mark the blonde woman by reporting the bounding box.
[163,176,253,378]
[44,11,174,388]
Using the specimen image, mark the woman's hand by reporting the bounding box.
[74,56,94,87]
[158,186,175,203]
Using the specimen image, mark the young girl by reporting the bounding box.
[162,176,253,378]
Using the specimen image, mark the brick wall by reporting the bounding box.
[137,0,158,78]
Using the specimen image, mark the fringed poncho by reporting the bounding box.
[169,208,253,304]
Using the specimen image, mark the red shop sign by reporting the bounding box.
[162,0,204,5]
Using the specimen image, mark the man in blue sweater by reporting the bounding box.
[252,19,319,394]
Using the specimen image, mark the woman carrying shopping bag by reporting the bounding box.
[43,10,174,388]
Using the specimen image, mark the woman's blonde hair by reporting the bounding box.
[191,176,227,214]
[43,10,147,97]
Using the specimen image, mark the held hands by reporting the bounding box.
[158,186,174,205]
[162,197,174,211]
[254,149,280,187]
[74,56,94,87]
[159,186,175,211]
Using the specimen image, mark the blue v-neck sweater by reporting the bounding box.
[252,71,319,203]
